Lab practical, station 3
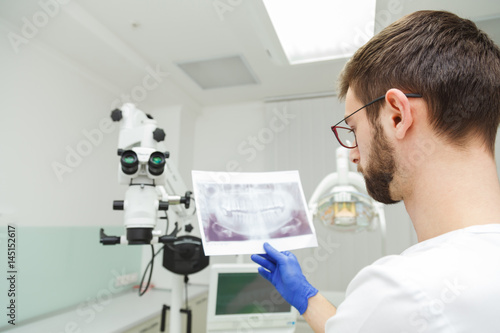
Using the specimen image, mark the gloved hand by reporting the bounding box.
[251,242,318,315]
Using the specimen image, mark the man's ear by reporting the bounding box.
[384,88,413,140]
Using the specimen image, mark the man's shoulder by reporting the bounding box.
[346,224,500,313]
[375,224,500,270]
[326,225,500,332]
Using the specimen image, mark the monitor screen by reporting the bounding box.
[216,272,291,315]
[207,264,297,332]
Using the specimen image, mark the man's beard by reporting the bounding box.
[358,123,400,205]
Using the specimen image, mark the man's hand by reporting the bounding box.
[251,242,318,314]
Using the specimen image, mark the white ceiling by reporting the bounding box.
[2,0,500,106]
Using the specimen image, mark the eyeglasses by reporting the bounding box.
[331,93,422,149]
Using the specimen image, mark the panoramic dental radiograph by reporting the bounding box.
[200,182,313,241]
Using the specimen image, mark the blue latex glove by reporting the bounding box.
[251,242,318,315]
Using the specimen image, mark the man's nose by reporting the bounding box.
[349,147,360,164]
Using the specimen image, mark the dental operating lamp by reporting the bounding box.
[308,147,387,255]
[99,103,208,333]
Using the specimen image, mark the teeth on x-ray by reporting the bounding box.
[211,188,296,238]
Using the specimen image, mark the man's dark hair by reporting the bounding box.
[339,10,500,153]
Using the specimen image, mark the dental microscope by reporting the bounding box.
[99,103,208,333]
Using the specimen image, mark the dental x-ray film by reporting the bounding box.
[192,170,318,255]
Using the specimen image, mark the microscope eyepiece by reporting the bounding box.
[121,150,139,175]
[148,151,166,176]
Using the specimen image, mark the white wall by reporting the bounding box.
[192,101,269,173]
[0,26,120,228]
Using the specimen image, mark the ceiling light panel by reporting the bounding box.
[262,0,377,64]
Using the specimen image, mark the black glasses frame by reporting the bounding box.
[331,93,423,149]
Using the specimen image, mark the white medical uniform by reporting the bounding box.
[325,224,500,332]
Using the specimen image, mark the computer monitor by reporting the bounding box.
[207,264,297,332]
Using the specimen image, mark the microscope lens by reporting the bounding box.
[151,156,162,164]
[148,152,166,175]
[123,156,135,164]
[120,150,139,175]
